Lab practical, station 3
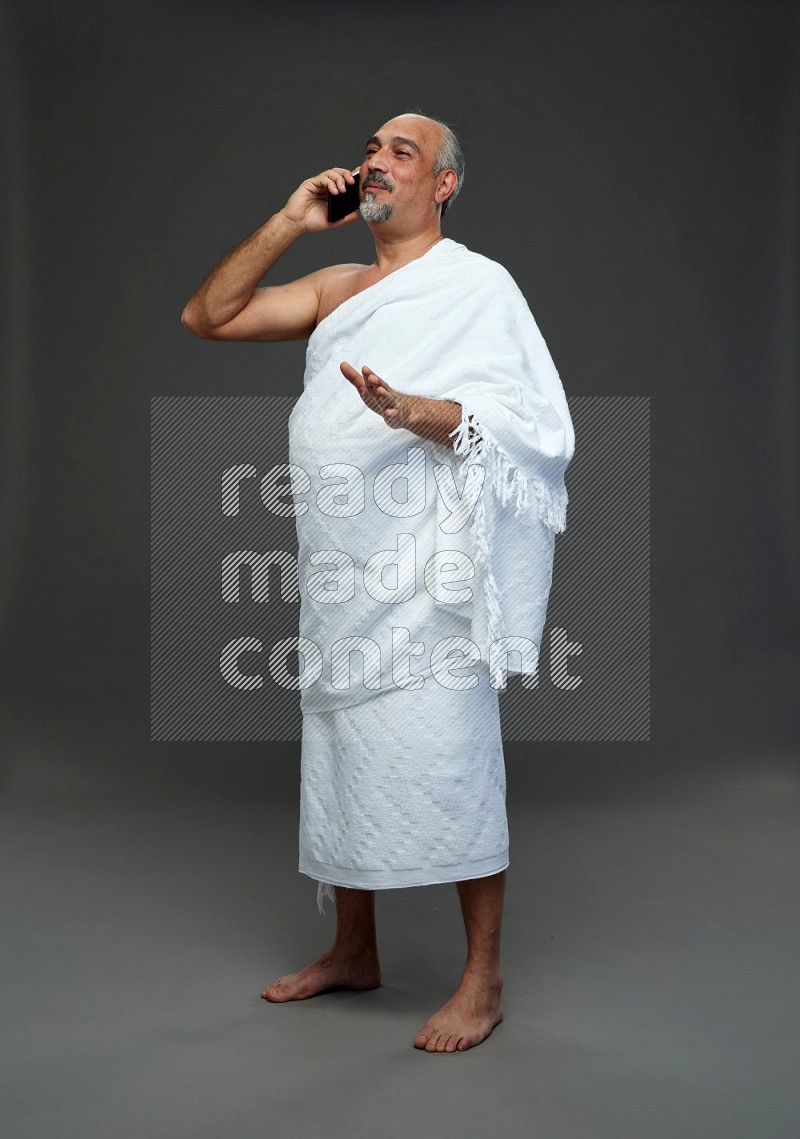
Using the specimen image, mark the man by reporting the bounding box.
[181,112,574,1053]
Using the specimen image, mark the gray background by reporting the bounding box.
[2,2,799,1137]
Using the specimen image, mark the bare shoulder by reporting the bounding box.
[315,261,376,326]
[315,261,372,285]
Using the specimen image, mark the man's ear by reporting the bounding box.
[435,169,458,205]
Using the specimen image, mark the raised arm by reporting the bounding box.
[180,167,360,342]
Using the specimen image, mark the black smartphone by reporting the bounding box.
[327,172,360,224]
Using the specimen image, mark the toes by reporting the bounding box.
[261,980,287,1002]
[415,1023,470,1053]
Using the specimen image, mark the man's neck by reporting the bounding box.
[370,227,445,276]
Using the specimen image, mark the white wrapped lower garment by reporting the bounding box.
[299,662,508,916]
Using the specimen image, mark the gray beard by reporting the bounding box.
[360,195,393,222]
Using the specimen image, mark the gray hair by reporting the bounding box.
[402,111,465,218]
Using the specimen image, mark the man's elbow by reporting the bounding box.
[181,305,211,338]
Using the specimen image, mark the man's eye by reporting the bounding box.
[396,150,410,157]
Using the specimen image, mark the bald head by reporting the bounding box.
[382,112,445,147]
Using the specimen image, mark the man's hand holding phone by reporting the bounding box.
[280,167,360,233]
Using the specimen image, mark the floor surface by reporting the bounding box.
[2,724,798,1139]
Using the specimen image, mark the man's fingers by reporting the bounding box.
[319,167,358,194]
[340,361,369,390]
[341,362,396,415]
[329,209,360,228]
[363,367,391,395]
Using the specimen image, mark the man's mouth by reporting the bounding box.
[364,182,388,191]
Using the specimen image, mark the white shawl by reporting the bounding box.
[287,237,574,711]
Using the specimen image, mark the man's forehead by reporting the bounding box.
[371,115,440,149]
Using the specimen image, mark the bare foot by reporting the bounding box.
[413,969,503,1052]
[261,947,381,1002]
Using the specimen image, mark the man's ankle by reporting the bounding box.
[331,938,379,958]
[461,960,503,980]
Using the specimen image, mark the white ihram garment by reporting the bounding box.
[300,661,508,916]
[287,238,575,915]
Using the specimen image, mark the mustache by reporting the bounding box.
[362,172,394,191]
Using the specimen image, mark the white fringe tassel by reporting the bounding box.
[447,407,568,688]
[317,879,336,917]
